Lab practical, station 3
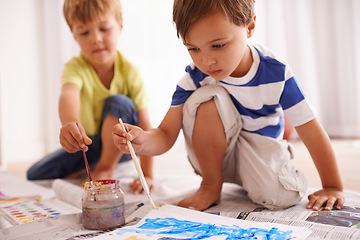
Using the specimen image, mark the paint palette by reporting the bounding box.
[0,198,81,225]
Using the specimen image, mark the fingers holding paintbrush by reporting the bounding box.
[113,121,144,153]
[113,122,155,194]
[117,118,156,209]
[59,122,92,153]
[75,122,92,150]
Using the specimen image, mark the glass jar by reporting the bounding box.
[82,179,125,230]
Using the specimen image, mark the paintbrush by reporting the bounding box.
[75,123,93,183]
[118,118,156,209]
[76,123,96,201]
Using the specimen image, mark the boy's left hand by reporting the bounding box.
[129,176,154,194]
[306,188,345,211]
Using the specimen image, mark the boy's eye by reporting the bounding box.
[213,44,225,49]
[188,47,200,52]
[80,31,88,36]
[100,27,111,32]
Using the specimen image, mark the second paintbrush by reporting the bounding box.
[118,118,156,209]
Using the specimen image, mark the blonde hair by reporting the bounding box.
[173,0,255,40]
[63,0,123,31]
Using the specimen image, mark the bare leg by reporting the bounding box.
[81,115,123,185]
[178,99,226,211]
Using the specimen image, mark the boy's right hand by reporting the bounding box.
[112,123,145,154]
[59,122,92,153]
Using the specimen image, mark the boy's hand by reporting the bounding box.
[306,188,345,211]
[112,123,145,153]
[60,122,92,153]
[129,176,154,194]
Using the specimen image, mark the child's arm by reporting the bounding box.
[129,107,155,193]
[295,118,345,210]
[113,106,183,157]
[59,83,92,152]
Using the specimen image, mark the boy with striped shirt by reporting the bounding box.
[113,0,344,211]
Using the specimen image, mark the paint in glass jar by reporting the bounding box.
[82,179,125,230]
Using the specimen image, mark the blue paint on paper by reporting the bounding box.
[116,217,293,239]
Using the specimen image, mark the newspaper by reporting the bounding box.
[123,183,360,240]
[206,184,360,240]
[0,173,360,240]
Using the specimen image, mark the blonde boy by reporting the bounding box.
[113,0,344,210]
[28,0,154,192]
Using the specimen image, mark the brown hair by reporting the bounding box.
[173,0,255,40]
[63,0,123,31]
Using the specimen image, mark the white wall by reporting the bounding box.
[0,0,46,164]
[119,0,191,125]
[0,0,192,165]
[1,0,359,166]
[0,0,265,166]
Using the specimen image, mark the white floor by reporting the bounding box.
[153,137,360,192]
[6,137,360,192]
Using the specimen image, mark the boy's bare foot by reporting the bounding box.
[177,183,221,211]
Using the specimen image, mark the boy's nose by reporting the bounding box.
[91,31,102,44]
[202,54,216,66]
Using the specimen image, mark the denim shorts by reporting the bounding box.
[27,94,137,180]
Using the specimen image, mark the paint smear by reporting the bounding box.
[116,217,293,240]
[125,236,146,240]
[0,191,41,203]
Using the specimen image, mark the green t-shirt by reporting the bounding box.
[61,51,148,136]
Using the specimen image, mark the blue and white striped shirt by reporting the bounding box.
[171,44,316,139]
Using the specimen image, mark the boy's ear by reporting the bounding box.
[119,18,124,33]
[247,15,256,38]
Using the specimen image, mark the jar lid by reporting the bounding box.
[84,179,120,191]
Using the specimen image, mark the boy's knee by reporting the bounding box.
[196,99,217,118]
[26,168,37,180]
[102,95,137,124]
